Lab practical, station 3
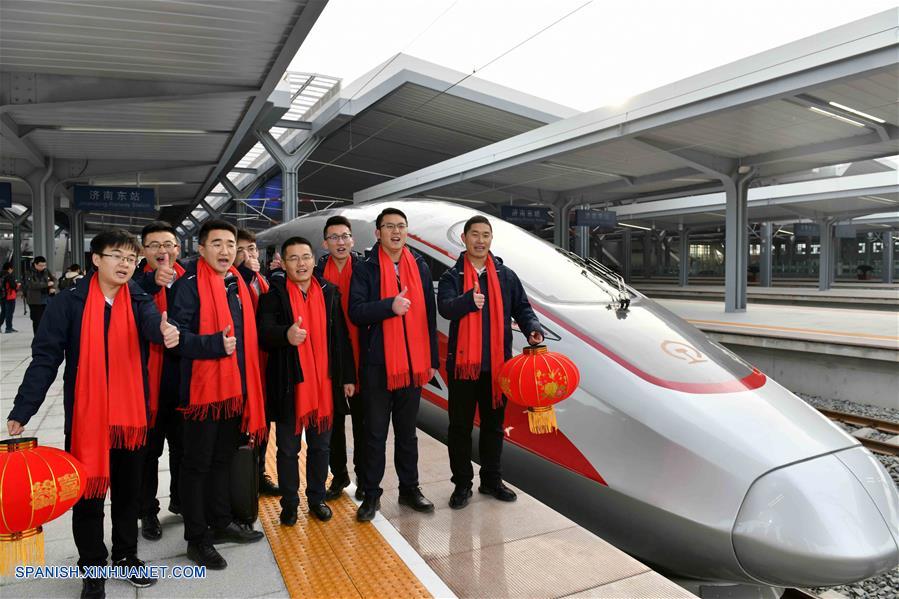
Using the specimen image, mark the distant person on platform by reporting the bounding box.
[169,219,267,571]
[132,221,186,542]
[257,236,356,525]
[437,215,543,509]
[59,264,85,291]
[235,227,279,498]
[25,255,57,333]
[1,261,20,333]
[348,207,438,522]
[6,229,180,599]
[313,215,366,502]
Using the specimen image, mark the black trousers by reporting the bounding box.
[448,372,506,489]
[329,392,367,488]
[28,303,45,333]
[65,435,146,567]
[363,365,421,499]
[257,420,274,480]
[180,415,240,543]
[2,298,15,330]
[276,418,331,508]
[140,394,183,516]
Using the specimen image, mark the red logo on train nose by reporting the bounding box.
[660,340,708,364]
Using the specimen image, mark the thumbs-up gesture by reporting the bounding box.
[154,253,175,287]
[246,255,261,273]
[472,280,485,310]
[222,325,236,355]
[160,311,180,348]
[270,252,283,271]
[287,316,307,346]
[392,286,411,315]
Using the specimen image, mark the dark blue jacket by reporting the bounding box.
[348,244,438,373]
[133,259,186,405]
[313,252,362,284]
[8,272,166,434]
[437,253,542,375]
[169,261,248,408]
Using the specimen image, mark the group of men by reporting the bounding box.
[6,207,543,599]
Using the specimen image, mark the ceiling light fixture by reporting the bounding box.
[828,101,886,124]
[808,107,865,127]
[619,222,651,231]
[59,127,208,134]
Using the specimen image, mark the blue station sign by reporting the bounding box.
[0,182,11,208]
[574,209,617,230]
[500,205,551,226]
[73,185,156,213]
[793,223,819,238]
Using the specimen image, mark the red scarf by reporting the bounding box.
[73,277,147,498]
[143,260,186,426]
[323,256,359,379]
[286,279,333,433]
[247,272,269,311]
[379,245,431,390]
[185,259,267,442]
[456,254,505,406]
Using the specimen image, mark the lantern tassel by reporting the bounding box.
[0,527,44,577]
[527,406,558,434]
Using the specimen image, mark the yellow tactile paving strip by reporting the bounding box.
[259,424,432,598]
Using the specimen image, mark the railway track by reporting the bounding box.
[817,408,899,457]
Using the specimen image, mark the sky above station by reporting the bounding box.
[289,0,898,113]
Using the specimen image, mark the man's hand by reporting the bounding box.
[154,254,175,287]
[344,384,356,397]
[472,281,485,310]
[428,367,437,381]
[527,330,544,346]
[246,256,261,273]
[270,252,283,271]
[287,316,307,346]
[47,280,54,287]
[160,311,180,348]
[222,325,236,355]
[7,420,24,436]
[392,287,411,316]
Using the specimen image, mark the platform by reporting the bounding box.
[636,283,899,310]
[657,298,899,409]
[0,322,693,598]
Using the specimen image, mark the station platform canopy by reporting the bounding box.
[0,0,328,260]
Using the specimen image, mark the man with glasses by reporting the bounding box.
[133,221,186,541]
[314,216,365,501]
[235,228,279,497]
[170,220,268,570]
[349,208,438,522]
[7,229,180,598]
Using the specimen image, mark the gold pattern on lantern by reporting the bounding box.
[30,480,56,511]
[535,368,569,402]
[57,474,80,502]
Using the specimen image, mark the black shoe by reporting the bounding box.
[112,556,156,588]
[449,487,473,510]
[259,474,281,496]
[186,543,227,570]
[354,487,364,501]
[80,576,105,599]
[280,508,297,526]
[356,497,380,522]
[140,514,162,541]
[168,501,181,516]
[211,521,264,544]
[309,502,333,522]
[324,473,350,501]
[398,488,435,513]
[478,482,517,502]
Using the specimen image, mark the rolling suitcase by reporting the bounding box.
[230,444,259,523]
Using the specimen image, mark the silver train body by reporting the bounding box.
[257,200,899,587]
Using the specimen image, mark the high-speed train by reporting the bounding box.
[257,200,899,589]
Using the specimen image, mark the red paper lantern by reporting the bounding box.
[0,437,86,575]
[498,345,580,434]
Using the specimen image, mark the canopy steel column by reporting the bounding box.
[27,158,55,264]
[760,222,773,287]
[723,170,755,312]
[883,230,894,284]
[255,131,321,223]
[574,204,589,258]
[622,230,632,283]
[2,208,31,280]
[818,218,836,291]
[69,209,85,266]
[678,229,690,287]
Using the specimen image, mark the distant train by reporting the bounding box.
[258,200,899,588]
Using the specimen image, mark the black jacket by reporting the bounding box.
[24,269,56,305]
[169,260,248,408]
[348,243,438,372]
[437,253,542,375]
[257,275,356,422]
[7,272,166,434]
[313,252,362,283]
[132,259,185,405]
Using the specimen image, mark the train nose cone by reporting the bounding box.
[733,446,899,587]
